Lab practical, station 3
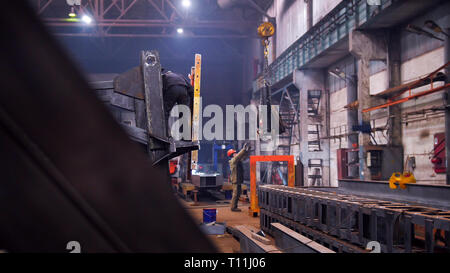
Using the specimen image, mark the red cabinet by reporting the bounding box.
[337,148,349,179]
[431,133,446,174]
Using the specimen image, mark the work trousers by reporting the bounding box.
[230,183,242,210]
[164,85,191,121]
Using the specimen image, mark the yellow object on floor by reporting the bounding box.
[389,172,416,189]
[180,182,196,196]
[222,182,247,191]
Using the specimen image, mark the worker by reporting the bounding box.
[228,143,251,212]
[161,68,194,125]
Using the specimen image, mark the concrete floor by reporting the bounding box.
[180,198,261,253]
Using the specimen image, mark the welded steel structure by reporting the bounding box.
[31,0,271,38]
[259,184,450,253]
[91,50,199,165]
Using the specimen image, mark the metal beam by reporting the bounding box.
[147,0,168,20]
[32,0,258,38]
[103,0,139,34]
[37,0,54,14]
[52,32,251,39]
[246,0,274,20]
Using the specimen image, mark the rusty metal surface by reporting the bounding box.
[0,1,215,252]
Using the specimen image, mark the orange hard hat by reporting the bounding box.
[227,149,236,157]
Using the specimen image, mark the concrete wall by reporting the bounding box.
[267,0,307,60]
[329,87,348,186]
[312,0,342,26]
[295,69,330,187]
[400,47,446,185]
[267,0,343,59]
[396,1,448,185]
[325,49,445,185]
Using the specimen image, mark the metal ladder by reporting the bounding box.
[277,84,300,156]
[307,90,321,116]
[307,90,322,152]
[307,124,321,152]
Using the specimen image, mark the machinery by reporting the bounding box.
[431,133,446,173]
[89,50,199,171]
[337,146,403,180]
[191,172,224,189]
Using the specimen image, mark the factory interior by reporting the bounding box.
[1,0,450,255]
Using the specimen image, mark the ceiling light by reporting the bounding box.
[81,15,92,24]
[182,0,191,8]
[424,20,449,38]
[406,24,444,41]
[177,28,184,34]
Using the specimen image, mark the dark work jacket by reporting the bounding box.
[162,71,194,97]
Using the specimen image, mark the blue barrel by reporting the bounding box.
[203,208,217,223]
[224,191,232,200]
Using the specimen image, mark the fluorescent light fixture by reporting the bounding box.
[81,15,92,24]
[424,20,450,38]
[328,68,345,80]
[182,0,191,8]
[177,28,184,34]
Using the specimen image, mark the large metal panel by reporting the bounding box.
[0,1,215,252]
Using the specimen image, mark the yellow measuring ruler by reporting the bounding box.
[191,54,202,170]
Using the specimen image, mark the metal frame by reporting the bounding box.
[32,0,261,38]
[249,155,295,216]
[259,185,450,253]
